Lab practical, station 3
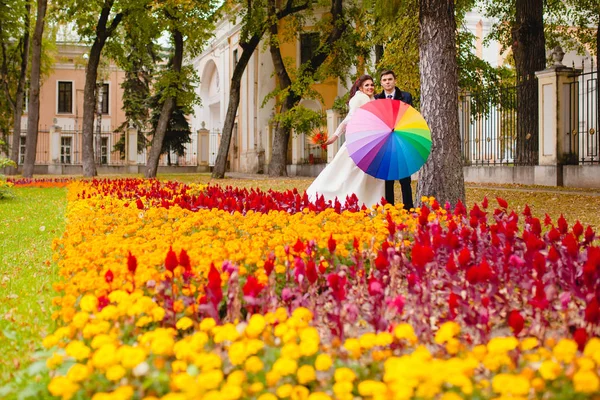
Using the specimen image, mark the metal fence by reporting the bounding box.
[566,62,598,164]
[459,84,520,166]
[11,126,201,167]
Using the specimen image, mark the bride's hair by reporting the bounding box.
[348,74,374,103]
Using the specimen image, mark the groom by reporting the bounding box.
[374,70,415,210]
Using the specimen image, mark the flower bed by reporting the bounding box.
[42,179,599,399]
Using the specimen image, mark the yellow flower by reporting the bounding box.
[151,307,165,322]
[246,314,266,338]
[276,384,293,398]
[175,316,194,330]
[359,333,377,349]
[106,364,126,381]
[520,337,539,351]
[200,317,217,331]
[297,365,316,384]
[228,341,248,366]
[315,354,333,371]
[440,393,463,400]
[221,384,243,400]
[394,323,417,343]
[48,376,80,400]
[334,367,356,382]
[291,385,309,400]
[65,340,91,361]
[375,332,393,347]
[79,294,98,313]
[307,393,332,400]
[358,380,388,396]
[258,394,277,400]
[539,360,561,380]
[446,338,461,355]
[92,343,118,369]
[244,356,264,373]
[343,338,362,358]
[584,338,600,364]
[118,346,147,369]
[42,334,59,349]
[248,382,264,394]
[434,321,460,344]
[573,369,600,393]
[492,373,530,396]
[272,357,298,376]
[67,363,90,382]
[46,352,64,370]
[552,339,578,364]
[227,370,246,386]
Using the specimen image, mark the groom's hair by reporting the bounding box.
[380,70,396,79]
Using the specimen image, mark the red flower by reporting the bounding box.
[585,226,595,244]
[529,280,549,310]
[411,243,434,270]
[584,298,599,324]
[508,310,525,335]
[264,259,274,276]
[481,197,488,209]
[242,276,264,298]
[557,214,569,234]
[328,234,337,253]
[306,260,318,284]
[368,277,383,296]
[327,273,347,302]
[97,295,110,311]
[374,251,389,271]
[573,221,584,238]
[449,292,460,319]
[206,263,223,307]
[165,246,178,273]
[562,234,579,258]
[318,260,327,274]
[547,246,560,262]
[104,269,114,284]
[548,228,561,242]
[544,213,553,226]
[293,238,305,253]
[445,256,457,274]
[127,252,137,274]
[353,237,360,251]
[496,197,508,209]
[458,248,471,267]
[573,328,588,352]
[523,204,532,217]
[179,249,191,271]
[136,198,144,209]
[386,213,396,236]
[419,205,430,226]
[453,200,466,216]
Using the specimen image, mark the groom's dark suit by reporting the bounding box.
[374,87,415,210]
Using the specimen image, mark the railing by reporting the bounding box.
[459,84,520,166]
[566,61,598,164]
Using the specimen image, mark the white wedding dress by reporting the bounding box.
[306,91,385,207]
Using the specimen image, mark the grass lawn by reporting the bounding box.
[0,187,66,386]
[0,174,598,390]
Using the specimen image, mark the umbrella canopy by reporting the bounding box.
[345,99,431,180]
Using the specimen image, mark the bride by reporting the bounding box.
[306,75,385,207]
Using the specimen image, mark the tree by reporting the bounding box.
[267,0,348,176]
[0,0,30,175]
[22,0,47,178]
[145,0,218,178]
[211,0,311,179]
[414,0,465,206]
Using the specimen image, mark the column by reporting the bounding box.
[48,126,62,174]
[326,109,341,163]
[127,125,138,173]
[535,47,582,166]
[197,126,209,171]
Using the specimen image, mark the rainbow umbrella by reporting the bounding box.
[345,99,431,180]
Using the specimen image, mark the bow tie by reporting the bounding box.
[386,95,393,99]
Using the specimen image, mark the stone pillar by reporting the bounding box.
[535,47,582,166]
[326,109,342,163]
[127,125,138,173]
[197,125,209,171]
[48,125,62,174]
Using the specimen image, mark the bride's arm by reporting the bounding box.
[326,93,368,144]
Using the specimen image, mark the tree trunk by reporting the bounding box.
[268,0,344,176]
[145,29,183,178]
[8,2,30,175]
[375,44,384,65]
[212,35,261,179]
[512,0,545,165]
[22,0,47,178]
[415,0,465,208]
[81,0,122,177]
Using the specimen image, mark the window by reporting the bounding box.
[300,33,320,67]
[100,83,109,114]
[233,49,239,66]
[19,136,26,164]
[58,81,73,113]
[61,136,72,164]
[100,137,108,164]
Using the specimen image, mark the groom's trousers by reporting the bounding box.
[385,177,414,210]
